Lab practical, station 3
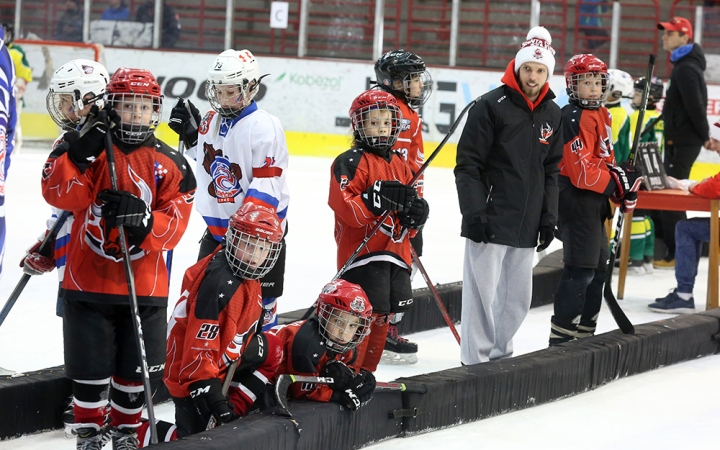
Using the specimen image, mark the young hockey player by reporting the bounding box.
[373,49,433,364]
[162,202,284,440]
[168,49,289,332]
[40,67,197,450]
[21,59,110,317]
[329,89,429,372]
[269,280,376,410]
[550,54,642,345]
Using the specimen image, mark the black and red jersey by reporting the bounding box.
[328,147,416,270]
[392,100,425,197]
[41,135,196,305]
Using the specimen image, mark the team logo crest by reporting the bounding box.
[533,48,544,60]
[202,143,243,203]
[322,283,338,295]
[350,297,366,312]
[539,123,553,144]
[81,65,94,74]
[198,111,215,135]
[400,118,411,132]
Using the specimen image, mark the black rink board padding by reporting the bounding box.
[396,310,720,434]
[156,390,403,449]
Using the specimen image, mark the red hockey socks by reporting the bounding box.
[109,376,145,429]
[355,314,390,373]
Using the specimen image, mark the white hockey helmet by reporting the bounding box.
[46,59,110,131]
[205,49,263,119]
[606,69,634,100]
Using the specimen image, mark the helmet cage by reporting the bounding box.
[45,60,109,131]
[351,101,402,151]
[225,226,282,280]
[567,72,608,109]
[317,303,371,353]
[108,92,163,144]
[205,79,259,119]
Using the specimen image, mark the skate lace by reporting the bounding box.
[388,325,409,343]
[76,429,104,450]
[113,429,139,450]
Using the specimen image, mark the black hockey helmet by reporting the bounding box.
[634,76,664,104]
[1,23,13,44]
[374,49,432,109]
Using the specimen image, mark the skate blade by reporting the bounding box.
[380,350,418,365]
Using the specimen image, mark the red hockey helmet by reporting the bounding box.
[225,202,283,280]
[316,280,373,353]
[349,89,402,153]
[564,54,608,109]
[106,67,163,144]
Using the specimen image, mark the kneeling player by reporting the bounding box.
[161,203,285,441]
[270,280,376,411]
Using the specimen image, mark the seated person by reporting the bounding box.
[269,280,376,411]
[54,0,83,42]
[135,0,181,48]
[647,119,720,313]
[102,0,131,21]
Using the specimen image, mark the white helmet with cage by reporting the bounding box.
[46,59,109,131]
[606,69,634,104]
[206,49,264,119]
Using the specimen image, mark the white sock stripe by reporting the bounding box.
[111,379,145,393]
[74,378,112,385]
[73,423,102,432]
[165,424,177,442]
[74,398,108,409]
[253,370,269,384]
[110,400,144,415]
[238,383,257,402]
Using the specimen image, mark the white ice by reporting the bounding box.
[0,149,718,449]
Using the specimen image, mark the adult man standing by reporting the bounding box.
[454,26,562,365]
[0,26,17,280]
[654,16,711,269]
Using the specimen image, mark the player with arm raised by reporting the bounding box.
[168,49,289,332]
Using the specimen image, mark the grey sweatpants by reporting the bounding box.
[460,240,534,365]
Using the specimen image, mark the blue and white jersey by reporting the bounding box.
[189,101,289,241]
[0,29,18,278]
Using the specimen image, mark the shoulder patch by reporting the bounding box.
[194,253,243,320]
[561,106,582,145]
[290,319,327,373]
[332,149,364,183]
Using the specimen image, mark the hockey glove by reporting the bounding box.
[189,378,239,426]
[621,191,637,213]
[321,360,357,392]
[399,197,429,230]
[608,162,643,199]
[332,369,376,411]
[168,98,201,149]
[98,189,154,247]
[64,105,109,172]
[536,225,555,252]
[467,215,494,244]
[237,332,270,374]
[361,180,416,216]
[19,237,56,276]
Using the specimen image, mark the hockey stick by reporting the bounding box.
[99,110,159,444]
[206,359,239,430]
[300,96,481,320]
[410,247,461,345]
[603,54,656,335]
[0,210,71,327]
[274,374,427,417]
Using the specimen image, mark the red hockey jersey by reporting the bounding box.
[559,104,616,195]
[393,99,425,197]
[329,148,416,270]
[268,319,359,403]
[41,136,196,305]
[164,249,263,398]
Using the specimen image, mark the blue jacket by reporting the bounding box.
[101,7,131,21]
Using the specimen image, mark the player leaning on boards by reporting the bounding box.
[168,49,290,332]
[549,55,642,345]
[40,67,197,450]
[454,26,562,365]
[329,89,429,373]
[373,49,433,365]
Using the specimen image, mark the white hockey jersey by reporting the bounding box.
[189,102,290,241]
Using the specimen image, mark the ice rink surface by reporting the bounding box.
[1,149,718,449]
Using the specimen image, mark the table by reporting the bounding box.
[617,189,719,309]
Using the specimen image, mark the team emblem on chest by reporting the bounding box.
[202,142,244,203]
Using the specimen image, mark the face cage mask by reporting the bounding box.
[352,104,402,152]
[225,227,282,280]
[401,70,433,109]
[317,304,371,353]
[568,73,608,109]
[206,81,257,119]
[46,90,104,132]
[109,93,162,144]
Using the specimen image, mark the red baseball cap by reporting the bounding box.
[657,16,693,40]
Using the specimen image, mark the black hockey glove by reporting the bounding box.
[399,197,429,230]
[608,162,643,200]
[321,360,356,392]
[168,98,201,149]
[467,215,494,244]
[189,378,239,426]
[361,180,416,216]
[236,332,269,374]
[536,225,555,252]
[332,369,375,411]
[98,189,154,247]
[64,105,108,172]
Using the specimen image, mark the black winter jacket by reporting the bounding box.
[663,43,708,146]
[455,81,563,249]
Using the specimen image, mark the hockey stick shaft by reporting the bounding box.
[300,96,481,321]
[99,111,159,444]
[411,247,461,345]
[603,54,656,335]
[0,210,71,327]
[206,359,239,430]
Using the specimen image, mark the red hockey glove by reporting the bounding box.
[19,239,56,276]
[621,191,637,213]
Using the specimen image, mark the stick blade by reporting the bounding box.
[274,375,294,417]
[604,283,635,334]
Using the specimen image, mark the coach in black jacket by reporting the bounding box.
[655,16,711,266]
[454,26,563,365]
